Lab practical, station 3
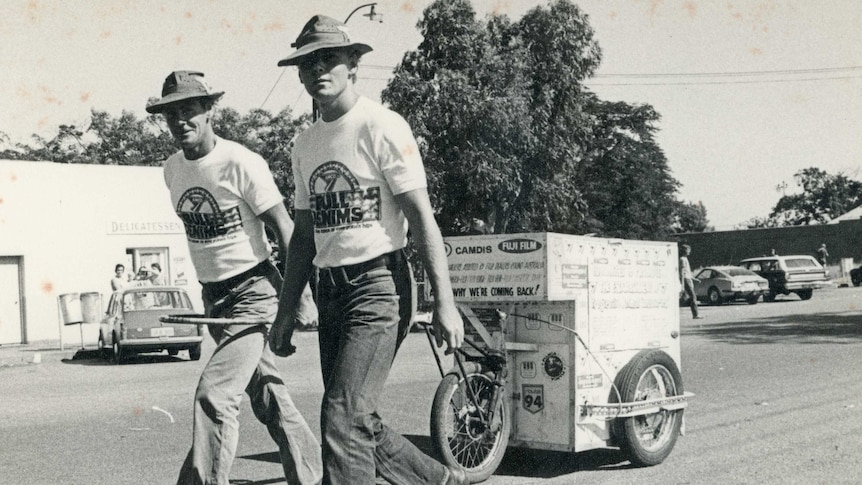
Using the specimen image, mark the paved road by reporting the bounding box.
[1,287,861,484]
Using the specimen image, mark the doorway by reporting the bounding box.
[0,256,25,344]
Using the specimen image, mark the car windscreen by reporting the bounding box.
[724,268,758,277]
[123,290,193,311]
[785,258,818,268]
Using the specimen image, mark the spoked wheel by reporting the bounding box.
[431,363,510,483]
[611,349,684,467]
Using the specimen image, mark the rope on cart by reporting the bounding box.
[507,312,624,419]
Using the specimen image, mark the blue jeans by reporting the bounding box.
[316,253,448,485]
[683,277,699,317]
[177,264,322,485]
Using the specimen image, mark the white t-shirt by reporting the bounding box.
[164,137,283,283]
[292,97,427,268]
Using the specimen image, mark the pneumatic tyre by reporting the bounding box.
[796,289,813,301]
[707,287,723,305]
[431,363,510,483]
[610,349,684,467]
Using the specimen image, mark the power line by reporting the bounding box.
[593,66,862,79]
[586,75,862,87]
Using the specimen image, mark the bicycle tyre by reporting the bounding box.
[430,363,510,483]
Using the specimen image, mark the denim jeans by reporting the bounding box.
[316,254,448,485]
[683,277,699,317]
[177,264,322,485]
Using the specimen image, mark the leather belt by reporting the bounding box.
[200,259,273,301]
[319,250,405,284]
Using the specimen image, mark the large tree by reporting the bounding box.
[744,167,862,228]
[768,167,862,225]
[382,0,686,238]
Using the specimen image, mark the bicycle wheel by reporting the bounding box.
[430,364,510,483]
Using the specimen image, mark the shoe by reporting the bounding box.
[445,465,469,485]
[693,316,704,319]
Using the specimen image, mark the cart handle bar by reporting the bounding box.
[159,314,270,326]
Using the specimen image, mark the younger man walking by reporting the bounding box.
[270,15,468,485]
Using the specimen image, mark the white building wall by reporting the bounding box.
[0,160,203,346]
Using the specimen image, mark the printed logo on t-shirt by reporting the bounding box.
[176,186,242,242]
[308,161,380,231]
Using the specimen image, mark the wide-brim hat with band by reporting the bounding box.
[277,15,373,67]
[146,71,224,114]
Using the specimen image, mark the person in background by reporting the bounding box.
[817,243,829,267]
[146,70,321,485]
[680,244,702,319]
[132,265,153,286]
[270,15,467,485]
[110,264,127,291]
[148,262,167,286]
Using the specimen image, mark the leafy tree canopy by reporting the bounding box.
[382,0,686,238]
[745,167,862,227]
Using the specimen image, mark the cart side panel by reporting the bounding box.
[505,301,576,449]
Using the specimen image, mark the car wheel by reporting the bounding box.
[188,344,202,361]
[707,287,723,305]
[112,338,124,365]
[746,294,759,305]
[797,289,813,301]
[764,291,777,302]
[168,348,179,356]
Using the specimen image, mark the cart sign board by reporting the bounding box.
[435,233,678,305]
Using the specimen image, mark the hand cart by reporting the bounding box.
[422,233,693,483]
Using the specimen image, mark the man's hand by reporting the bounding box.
[432,302,464,354]
[269,311,297,357]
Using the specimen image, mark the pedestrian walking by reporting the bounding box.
[817,243,829,266]
[269,15,468,485]
[145,70,322,485]
[680,244,702,319]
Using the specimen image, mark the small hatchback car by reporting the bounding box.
[737,255,829,301]
[690,266,769,305]
[98,286,204,364]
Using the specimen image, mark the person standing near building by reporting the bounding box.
[269,15,468,485]
[145,70,322,485]
[148,262,168,286]
[110,264,127,291]
[817,243,829,267]
[680,244,702,319]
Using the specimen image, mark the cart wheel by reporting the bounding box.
[431,363,510,483]
[610,349,684,467]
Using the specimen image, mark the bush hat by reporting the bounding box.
[146,71,224,114]
[277,15,372,67]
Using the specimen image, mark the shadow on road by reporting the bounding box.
[62,348,191,366]
[685,311,862,344]
[239,434,633,481]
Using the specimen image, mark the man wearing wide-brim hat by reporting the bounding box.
[270,14,468,485]
[147,70,322,485]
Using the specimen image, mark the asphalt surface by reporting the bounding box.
[1,286,861,484]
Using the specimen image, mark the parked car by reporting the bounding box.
[851,265,862,287]
[737,255,829,301]
[98,286,204,364]
[685,266,769,305]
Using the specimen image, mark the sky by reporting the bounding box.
[1,0,860,230]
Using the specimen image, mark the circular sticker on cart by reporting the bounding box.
[542,352,565,381]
